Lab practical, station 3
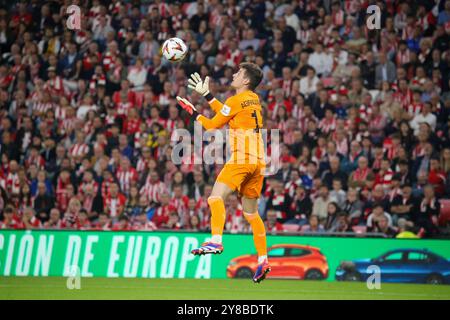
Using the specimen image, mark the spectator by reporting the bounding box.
[0,206,19,229]
[367,204,393,232]
[373,215,398,238]
[112,215,132,231]
[33,182,54,222]
[324,202,341,231]
[375,51,397,88]
[132,211,157,231]
[396,218,419,239]
[264,210,284,233]
[288,185,313,225]
[44,208,64,229]
[19,207,41,230]
[332,212,352,233]
[329,178,346,208]
[312,185,331,223]
[308,43,333,77]
[414,184,440,236]
[266,179,292,222]
[342,188,364,225]
[301,214,325,233]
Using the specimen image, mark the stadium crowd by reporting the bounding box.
[0,0,449,239]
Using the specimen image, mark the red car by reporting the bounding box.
[227,244,329,280]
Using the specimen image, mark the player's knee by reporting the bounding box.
[207,196,223,205]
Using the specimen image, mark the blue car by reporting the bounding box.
[335,249,450,285]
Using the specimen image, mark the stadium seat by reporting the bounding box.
[352,226,367,234]
[438,199,450,226]
[283,224,300,233]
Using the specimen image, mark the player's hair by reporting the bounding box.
[239,62,263,91]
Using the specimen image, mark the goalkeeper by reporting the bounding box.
[176,63,270,283]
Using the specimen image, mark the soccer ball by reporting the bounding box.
[161,37,188,62]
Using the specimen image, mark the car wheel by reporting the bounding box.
[235,267,253,279]
[426,274,443,285]
[344,271,361,282]
[305,269,324,280]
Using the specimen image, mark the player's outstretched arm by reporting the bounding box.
[176,96,231,130]
[187,72,223,113]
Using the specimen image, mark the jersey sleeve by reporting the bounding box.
[197,96,240,130]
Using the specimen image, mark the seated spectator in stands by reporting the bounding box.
[364,184,391,214]
[285,169,302,198]
[413,142,434,181]
[390,184,416,224]
[80,183,103,221]
[104,182,126,221]
[63,198,82,229]
[112,215,132,231]
[331,212,352,233]
[375,51,397,88]
[92,213,111,231]
[18,207,41,230]
[367,204,393,232]
[287,185,312,225]
[324,202,341,231]
[413,170,430,198]
[300,161,318,190]
[132,211,157,231]
[329,178,346,208]
[264,210,284,233]
[321,156,348,190]
[188,214,201,231]
[161,211,181,230]
[413,185,440,237]
[341,188,364,225]
[124,186,140,217]
[127,57,147,91]
[308,43,333,77]
[312,185,331,223]
[76,209,91,230]
[410,102,437,136]
[0,206,19,229]
[43,208,64,229]
[370,215,398,238]
[342,140,363,174]
[301,215,325,233]
[396,218,419,239]
[348,156,374,189]
[428,157,446,197]
[299,67,319,98]
[34,182,54,223]
[266,179,292,222]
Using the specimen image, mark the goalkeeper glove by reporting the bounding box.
[187,72,211,97]
[176,96,200,119]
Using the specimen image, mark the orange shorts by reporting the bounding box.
[216,161,266,199]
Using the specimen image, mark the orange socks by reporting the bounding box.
[207,197,268,263]
[244,211,268,260]
[208,196,226,243]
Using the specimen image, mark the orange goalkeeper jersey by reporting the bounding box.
[197,90,265,164]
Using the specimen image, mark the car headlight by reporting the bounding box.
[228,261,237,267]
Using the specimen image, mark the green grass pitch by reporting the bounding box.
[1,277,450,300]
